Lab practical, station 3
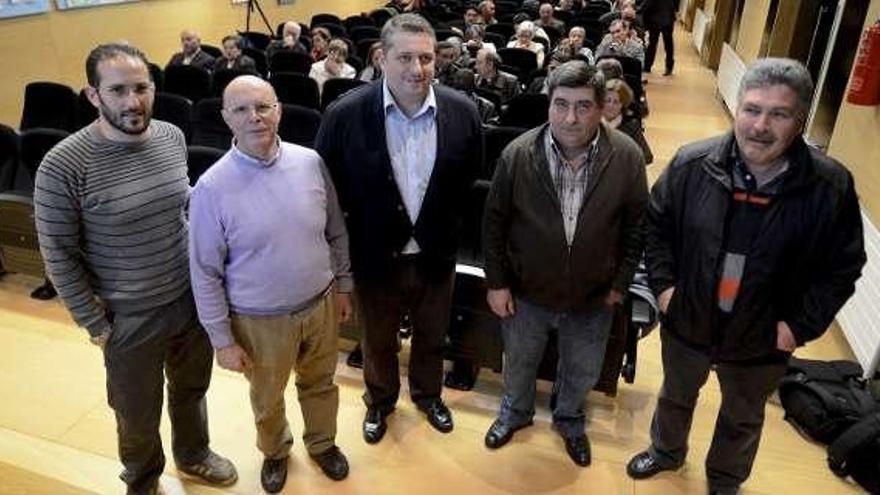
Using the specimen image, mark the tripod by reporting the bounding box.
[245,0,273,35]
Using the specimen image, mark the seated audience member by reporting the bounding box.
[595,19,644,65]
[556,0,579,13]
[447,36,471,68]
[167,29,215,71]
[536,2,566,33]
[359,42,384,82]
[475,47,520,105]
[479,0,498,25]
[563,26,595,64]
[512,12,550,41]
[267,21,308,61]
[603,78,652,163]
[213,35,257,73]
[309,39,356,94]
[464,6,483,29]
[311,27,332,61]
[507,21,545,67]
[597,57,624,80]
[465,24,497,59]
[436,40,469,89]
[526,51,571,94]
[459,70,500,125]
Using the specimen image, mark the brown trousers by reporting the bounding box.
[231,292,339,459]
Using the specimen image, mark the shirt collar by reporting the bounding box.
[547,125,601,165]
[231,136,282,167]
[383,79,437,120]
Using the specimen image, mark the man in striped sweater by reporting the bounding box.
[33,43,236,495]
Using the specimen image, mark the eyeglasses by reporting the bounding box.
[224,102,278,118]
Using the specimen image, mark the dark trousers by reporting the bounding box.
[648,329,788,491]
[103,291,213,494]
[645,24,675,73]
[357,258,454,410]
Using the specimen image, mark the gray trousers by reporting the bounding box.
[648,329,787,492]
[103,291,213,494]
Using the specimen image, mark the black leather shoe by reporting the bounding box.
[260,457,288,493]
[363,407,391,444]
[418,399,454,433]
[563,435,591,467]
[30,281,57,300]
[310,446,349,481]
[484,419,533,449]
[626,450,679,479]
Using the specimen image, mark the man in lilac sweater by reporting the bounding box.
[188,76,352,493]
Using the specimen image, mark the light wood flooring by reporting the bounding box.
[0,27,867,495]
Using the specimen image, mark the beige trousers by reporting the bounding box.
[231,291,339,459]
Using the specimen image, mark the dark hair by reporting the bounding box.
[436,40,454,51]
[546,60,605,102]
[85,43,150,87]
[221,34,242,49]
[381,13,436,52]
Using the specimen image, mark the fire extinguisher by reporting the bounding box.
[846,19,880,106]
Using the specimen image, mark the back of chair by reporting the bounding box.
[239,31,272,51]
[349,25,381,44]
[368,9,393,27]
[317,22,347,39]
[148,63,165,92]
[164,65,212,103]
[20,128,69,186]
[212,68,251,96]
[20,82,77,132]
[486,23,516,41]
[0,124,19,193]
[269,51,313,75]
[278,104,322,148]
[75,89,99,131]
[497,48,538,81]
[154,92,193,144]
[500,93,549,128]
[456,180,492,267]
[311,13,342,29]
[191,98,232,150]
[187,145,226,185]
[201,44,223,59]
[242,47,268,77]
[0,192,45,278]
[482,126,526,180]
[321,78,366,111]
[270,72,320,110]
[343,14,374,31]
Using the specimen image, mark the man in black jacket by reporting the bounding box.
[626,58,866,494]
[315,13,482,445]
[482,61,648,466]
[641,0,679,75]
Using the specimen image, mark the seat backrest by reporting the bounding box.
[486,22,515,40]
[456,180,492,266]
[269,72,320,110]
[269,51,313,75]
[343,14,375,31]
[500,93,549,128]
[482,126,527,180]
[191,98,232,150]
[311,13,342,29]
[349,25,381,44]
[321,78,366,111]
[163,65,212,103]
[239,31,272,51]
[0,192,45,278]
[317,22,347,39]
[186,145,226,185]
[153,92,193,143]
[19,128,70,185]
[201,44,223,59]
[20,81,78,132]
[497,48,538,80]
[278,104,322,148]
[212,68,251,97]
[0,124,19,192]
[356,38,380,64]
[242,47,268,77]
[75,89,99,131]
[147,63,165,92]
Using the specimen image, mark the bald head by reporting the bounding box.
[180,29,201,56]
[282,21,301,40]
[222,76,281,160]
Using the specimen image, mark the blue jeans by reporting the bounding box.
[498,298,613,438]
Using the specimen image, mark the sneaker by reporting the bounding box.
[176,450,238,486]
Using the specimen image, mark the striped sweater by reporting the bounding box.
[34,121,191,337]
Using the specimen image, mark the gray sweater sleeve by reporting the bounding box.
[34,151,111,337]
[319,161,353,293]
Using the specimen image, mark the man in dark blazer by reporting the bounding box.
[316,13,482,444]
[166,29,215,72]
[641,0,680,75]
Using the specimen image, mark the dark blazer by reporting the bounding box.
[315,81,483,283]
[166,50,216,72]
[212,55,257,74]
[641,0,680,28]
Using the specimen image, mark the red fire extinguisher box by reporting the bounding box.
[847,19,880,106]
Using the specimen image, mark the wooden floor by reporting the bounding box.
[0,28,867,495]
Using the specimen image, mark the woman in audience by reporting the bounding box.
[309,38,356,94]
[603,78,653,164]
[507,21,545,67]
[310,26,332,61]
[359,41,384,82]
